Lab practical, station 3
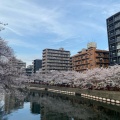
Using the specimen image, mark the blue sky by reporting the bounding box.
[0,0,120,66]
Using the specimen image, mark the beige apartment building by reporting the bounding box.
[72,43,109,72]
[42,48,71,73]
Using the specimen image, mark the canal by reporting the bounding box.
[0,90,120,120]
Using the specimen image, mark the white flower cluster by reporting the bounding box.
[33,65,120,89]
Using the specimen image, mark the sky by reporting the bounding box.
[0,0,120,66]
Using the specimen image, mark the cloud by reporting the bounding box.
[0,0,111,41]
[78,21,106,32]
[0,0,71,37]
[8,39,40,50]
[80,1,120,17]
[1,0,119,65]
[6,26,23,36]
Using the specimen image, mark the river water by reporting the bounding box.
[0,90,120,120]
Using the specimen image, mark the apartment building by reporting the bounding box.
[69,57,73,70]
[72,42,109,72]
[25,65,34,76]
[18,60,26,68]
[10,58,26,70]
[33,59,42,73]
[42,48,70,73]
[106,12,120,65]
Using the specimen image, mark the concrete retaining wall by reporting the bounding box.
[29,84,120,101]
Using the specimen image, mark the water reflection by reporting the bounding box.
[4,94,24,114]
[0,90,120,120]
[31,102,40,114]
[29,90,120,120]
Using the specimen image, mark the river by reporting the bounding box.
[0,90,120,120]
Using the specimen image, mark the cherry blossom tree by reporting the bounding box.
[0,23,29,101]
[33,65,120,90]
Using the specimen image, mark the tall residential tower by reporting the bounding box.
[106,12,120,65]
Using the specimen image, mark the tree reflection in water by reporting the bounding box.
[29,90,120,120]
[0,90,120,120]
[30,97,94,120]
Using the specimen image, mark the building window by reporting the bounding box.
[100,64,102,67]
[110,38,115,41]
[99,58,103,61]
[108,18,113,23]
[113,59,116,62]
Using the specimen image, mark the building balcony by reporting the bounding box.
[42,57,46,59]
[109,40,116,44]
[42,54,46,57]
[96,55,109,58]
[96,55,104,58]
[108,27,114,31]
[81,56,89,60]
[47,63,70,67]
[96,60,109,64]
[117,45,120,49]
[107,20,113,25]
[115,23,120,28]
[77,68,87,71]
[47,57,70,60]
[42,62,46,65]
[104,55,109,58]
[116,31,120,35]
[43,51,47,54]
[114,17,120,22]
[47,67,69,70]
[42,60,46,63]
[74,58,89,62]
[110,54,117,57]
[109,47,116,51]
[109,33,115,37]
[47,51,70,55]
[74,63,79,66]
[74,62,89,66]
[117,52,120,56]
[74,58,81,61]
[47,60,69,63]
[117,38,120,42]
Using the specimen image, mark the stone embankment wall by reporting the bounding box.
[29,84,120,101]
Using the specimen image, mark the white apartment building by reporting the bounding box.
[42,48,71,73]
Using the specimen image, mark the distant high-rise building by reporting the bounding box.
[33,59,42,73]
[106,12,120,65]
[72,42,109,72]
[42,48,71,73]
[25,65,34,76]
